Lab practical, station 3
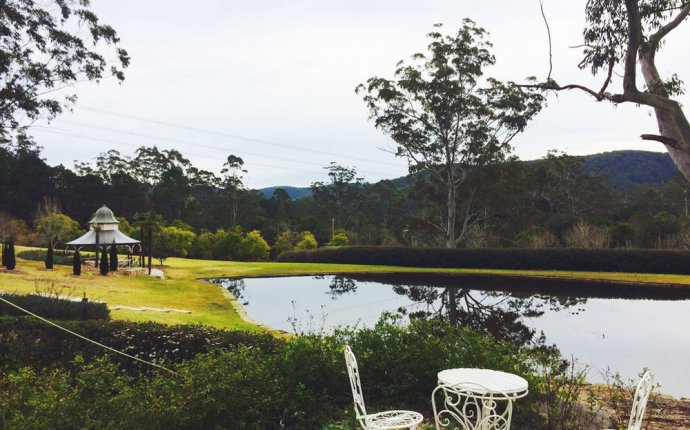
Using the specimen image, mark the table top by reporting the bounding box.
[437,368,528,397]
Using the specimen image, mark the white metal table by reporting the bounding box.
[432,368,528,430]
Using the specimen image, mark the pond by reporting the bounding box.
[210,274,690,398]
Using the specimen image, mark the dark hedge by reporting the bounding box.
[0,293,109,321]
[17,249,72,265]
[278,246,690,275]
[0,317,278,374]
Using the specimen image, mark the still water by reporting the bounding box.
[213,274,690,398]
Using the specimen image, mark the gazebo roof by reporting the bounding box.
[89,205,119,225]
[65,229,140,247]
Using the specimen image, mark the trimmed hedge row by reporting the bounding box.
[0,293,109,320]
[17,249,72,265]
[278,246,690,274]
[0,317,276,373]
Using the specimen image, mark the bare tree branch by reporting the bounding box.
[641,133,680,148]
[539,0,553,81]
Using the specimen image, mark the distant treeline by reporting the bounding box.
[1,144,689,257]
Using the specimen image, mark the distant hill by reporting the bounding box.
[582,150,678,189]
[258,151,680,199]
[258,186,312,199]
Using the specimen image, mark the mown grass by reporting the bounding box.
[3,246,690,330]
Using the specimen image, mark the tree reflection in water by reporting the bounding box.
[328,274,589,347]
[207,278,248,306]
[326,276,358,298]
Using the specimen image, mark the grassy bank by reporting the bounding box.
[2,246,690,330]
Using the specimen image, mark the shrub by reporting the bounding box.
[212,227,243,260]
[296,231,318,250]
[5,238,15,270]
[45,242,54,269]
[278,246,690,275]
[153,226,196,264]
[240,230,270,260]
[0,316,576,429]
[109,243,118,271]
[0,318,276,373]
[17,249,72,265]
[273,229,297,256]
[327,233,349,247]
[73,250,81,276]
[0,293,109,321]
[99,248,109,275]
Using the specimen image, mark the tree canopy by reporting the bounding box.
[0,0,129,144]
[357,20,544,248]
[534,0,690,181]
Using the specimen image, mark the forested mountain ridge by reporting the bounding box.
[582,151,677,190]
[259,151,678,199]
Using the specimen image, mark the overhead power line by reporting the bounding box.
[76,106,404,168]
[32,127,329,176]
[46,119,402,177]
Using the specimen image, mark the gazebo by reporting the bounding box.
[66,205,142,267]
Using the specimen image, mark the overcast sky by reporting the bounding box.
[30,0,690,189]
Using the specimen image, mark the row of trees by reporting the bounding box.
[3,145,690,257]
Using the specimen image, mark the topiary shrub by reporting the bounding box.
[109,243,118,271]
[73,250,81,276]
[99,248,109,275]
[45,242,54,269]
[6,238,16,270]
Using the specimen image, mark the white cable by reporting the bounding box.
[0,295,178,375]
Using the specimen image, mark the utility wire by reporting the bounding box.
[0,295,178,375]
[76,106,404,168]
[32,127,329,176]
[45,119,402,177]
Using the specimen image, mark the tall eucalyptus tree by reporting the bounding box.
[358,20,544,248]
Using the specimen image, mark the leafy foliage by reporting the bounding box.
[239,230,270,261]
[0,0,129,143]
[34,213,82,247]
[0,316,583,429]
[358,20,544,247]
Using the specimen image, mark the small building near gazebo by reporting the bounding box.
[66,205,141,267]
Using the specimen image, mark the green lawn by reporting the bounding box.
[3,246,690,330]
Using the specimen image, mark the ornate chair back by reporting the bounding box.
[432,382,514,430]
[627,371,653,430]
[344,345,368,425]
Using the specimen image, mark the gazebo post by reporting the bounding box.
[147,226,152,275]
[94,228,100,268]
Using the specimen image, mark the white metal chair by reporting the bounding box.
[432,382,515,430]
[606,371,654,430]
[344,345,424,430]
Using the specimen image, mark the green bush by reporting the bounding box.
[0,315,571,429]
[0,293,109,321]
[17,249,73,265]
[239,230,270,261]
[0,318,277,374]
[278,246,690,274]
